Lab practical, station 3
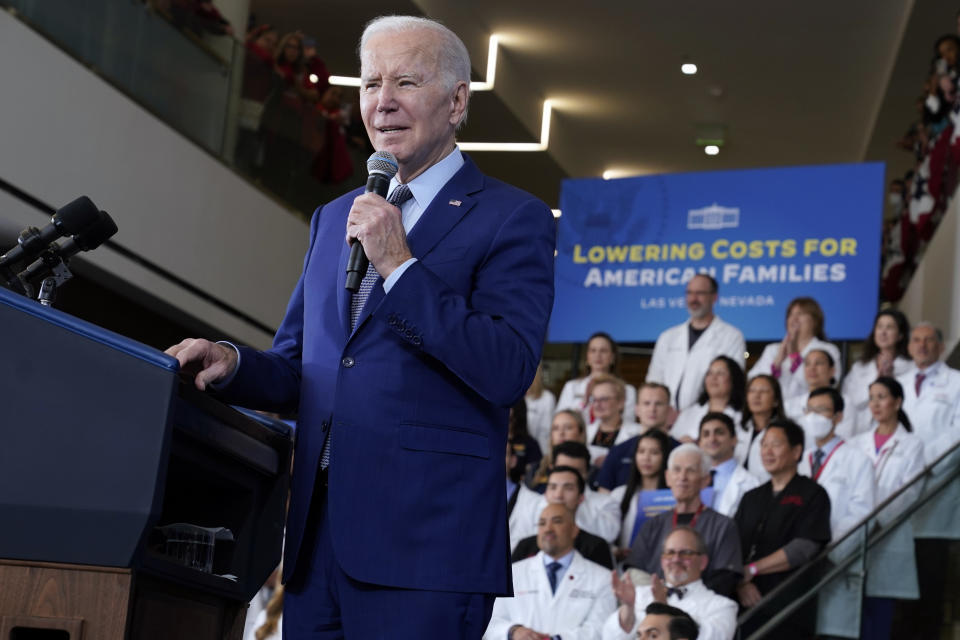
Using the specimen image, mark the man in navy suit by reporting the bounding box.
[167,14,556,639]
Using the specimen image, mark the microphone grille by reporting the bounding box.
[367,151,399,178]
[53,196,101,235]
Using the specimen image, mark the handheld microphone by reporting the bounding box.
[0,196,101,269]
[345,151,399,292]
[18,211,118,284]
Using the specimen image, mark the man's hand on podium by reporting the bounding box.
[165,339,238,391]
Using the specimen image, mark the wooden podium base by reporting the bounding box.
[0,560,246,640]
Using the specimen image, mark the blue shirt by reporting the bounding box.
[506,478,518,501]
[711,457,738,506]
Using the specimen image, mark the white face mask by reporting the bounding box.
[801,411,834,440]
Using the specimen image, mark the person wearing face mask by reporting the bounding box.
[842,310,913,433]
[782,349,858,440]
[748,297,841,400]
[557,332,638,423]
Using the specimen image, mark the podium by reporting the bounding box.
[0,286,293,640]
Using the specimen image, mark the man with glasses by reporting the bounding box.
[603,527,736,640]
[647,274,746,411]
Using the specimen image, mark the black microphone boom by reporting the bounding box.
[0,195,101,269]
[345,151,399,292]
[18,211,118,285]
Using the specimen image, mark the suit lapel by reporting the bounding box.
[349,155,484,336]
[553,553,580,602]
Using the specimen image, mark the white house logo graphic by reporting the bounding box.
[687,203,740,230]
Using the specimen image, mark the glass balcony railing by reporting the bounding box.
[3,0,368,220]
[738,439,960,639]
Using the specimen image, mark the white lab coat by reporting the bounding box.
[743,422,770,483]
[748,337,841,400]
[600,579,737,640]
[485,551,616,640]
[526,389,557,454]
[608,485,647,550]
[531,488,623,544]
[647,316,746,411]
[510,483,546,552]
[842,356,913,434]
[897,361,960,464]
[712,464,761,518]
[733,419,759,467]
[669,403,742,443]
[849,424,925,600]
[558,377,638,424]
[798,440,876,541]
[783,391,858,441]
[586,419,644,465]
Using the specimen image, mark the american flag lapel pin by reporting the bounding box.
[448,199,462,207]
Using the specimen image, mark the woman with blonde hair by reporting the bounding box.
[526,409,586,492]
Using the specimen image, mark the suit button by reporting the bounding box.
[411,336,422,346]
[341,356,355,368]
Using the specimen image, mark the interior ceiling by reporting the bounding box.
[251,0,958,207]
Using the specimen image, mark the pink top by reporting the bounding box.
[874,431,894,453]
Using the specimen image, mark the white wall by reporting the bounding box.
[899,191,960,351]
[0,11,308,349]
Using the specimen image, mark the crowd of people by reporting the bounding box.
[495,274,959,640]
[882,12,960,302]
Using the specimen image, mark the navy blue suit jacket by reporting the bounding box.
[219,155,556,595]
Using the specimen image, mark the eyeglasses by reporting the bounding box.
[661,549,701,559]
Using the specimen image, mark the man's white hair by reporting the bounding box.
[359,15,471,127]
[667,443,712,478]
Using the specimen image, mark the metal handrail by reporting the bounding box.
[737,436,960,638]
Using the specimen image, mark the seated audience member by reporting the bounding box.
[734,419,831,639]
[508,442,546,552]
[783,349,858,439]
[528,443,621,544]
[525,363,557,454]
[557,332,638,423]
[528,409,587,492]
[626,444,743,598]
[898,322,960,463]
[797,388,875,540]
[697,413,760,518]
[596,383,677,492]
[585,374,644,468]
[485,504,616,640]
[670,357,745,443]
[512,466,614,569]
[748,297,841,399]
[842,310,913,430]
[604,527,736,640]
[510,398,543,481]
[610,429,673,552]
[741,375,786,480]
[646,273,746,412]
[635,603,700,640]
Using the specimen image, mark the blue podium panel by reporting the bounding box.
[551,163,885,343]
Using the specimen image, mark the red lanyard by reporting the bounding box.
[810,441,844,481]
[672,502,705,528]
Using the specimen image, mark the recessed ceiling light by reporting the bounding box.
[704,145,720,156]
[681,63,698,75]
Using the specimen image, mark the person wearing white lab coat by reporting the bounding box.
[897,323,960,465]
[670,356,745,443]
[508,440,548,552]
[526,443,623,544]
[782,349,859,440]
[842,309,913,433]
[584,374,644,468]
[748,297,841,400]
[647,274,746,411]
[740,375,787,479]
[526,363,557,454]
[557,332,637,424]
[698,413,761,518]
[604,527,737,640]
[849,377,925,612]
[609,429,672,551]
[485,503,616,640]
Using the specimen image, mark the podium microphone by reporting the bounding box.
[0,196,101,269]
[345,150,398,292]
[18,211,118,285]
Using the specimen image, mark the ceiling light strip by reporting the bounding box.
[459,100,553,152]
